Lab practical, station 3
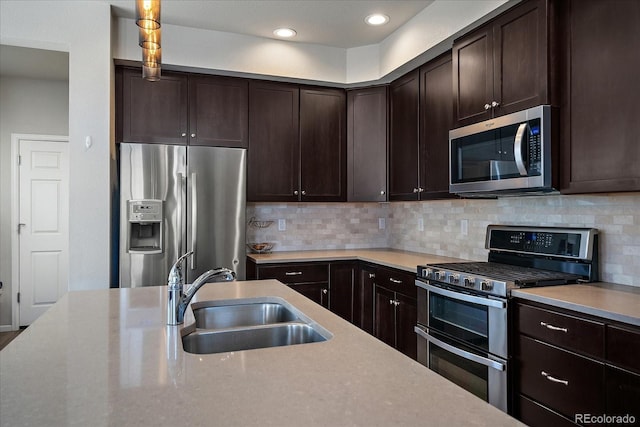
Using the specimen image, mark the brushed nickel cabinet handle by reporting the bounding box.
[368,273,375,279]
[389,278,402,284]
[540,321,568,333]
[541,371,569,386]
[285,271,303,276]
[484,103,492,110]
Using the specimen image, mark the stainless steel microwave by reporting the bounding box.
[449,105,554,196]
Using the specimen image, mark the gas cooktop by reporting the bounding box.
[417,225,599,298]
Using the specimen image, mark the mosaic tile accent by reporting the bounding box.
[249,193,640,287]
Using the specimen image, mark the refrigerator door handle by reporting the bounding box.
[191,172,197,270]
[177,172,185,256]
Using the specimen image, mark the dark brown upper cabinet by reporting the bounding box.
[419,54,455,199]
[299,87,347,202]
[188,75,248,147]
[247,83,346,202]
[559,0,640,194]
[452,0,556,127]
[389,54,456,201]
[118,68,189,145]
[247,81,300,202]
[347,86,388,202]
[117,67,248,148]
[389,69,420,201]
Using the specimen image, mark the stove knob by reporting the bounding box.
[449,274,460,284]
[464,277,475,288]
[434,270,444,280]
[481,281,494,292]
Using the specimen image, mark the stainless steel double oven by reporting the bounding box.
[415,225,599,414]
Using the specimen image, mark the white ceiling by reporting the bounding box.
[107,0,434,49]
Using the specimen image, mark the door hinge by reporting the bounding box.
[17,292,20,303]
[18,155,22,166]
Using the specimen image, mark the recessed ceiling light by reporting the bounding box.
[273,28,297,38]
[365,14,390,26]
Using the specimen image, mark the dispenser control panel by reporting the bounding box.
[129,200,163,222]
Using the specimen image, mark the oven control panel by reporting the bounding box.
[485,225,598,260]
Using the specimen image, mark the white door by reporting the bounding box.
[17,137,69,326]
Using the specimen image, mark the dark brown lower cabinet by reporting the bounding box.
[517,335,605,421]
[606,366,640,425]
[247,258,417,360]
[329,262,356,323]
[515,300,640,427]
[372,265,418,361]
[356,265,376,334]
[289,282,328,308]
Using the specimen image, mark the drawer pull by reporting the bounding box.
[541,371,569,386]
[540,321,568,333]
[368,273,375,279]
[285,271,303,276]
[389,278,402,284]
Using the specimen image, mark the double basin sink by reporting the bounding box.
[181,297,332,354]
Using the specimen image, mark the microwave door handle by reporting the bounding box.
[416,281,506,309]
[514,123,529,176]
[414,326,506,372]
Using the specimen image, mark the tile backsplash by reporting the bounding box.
[248,193,640,287]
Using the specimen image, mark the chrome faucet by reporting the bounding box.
[167,251,236,325]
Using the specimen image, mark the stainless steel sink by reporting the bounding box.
[181,297,331,355]
[192,300,299,329]
[182,323,329,354]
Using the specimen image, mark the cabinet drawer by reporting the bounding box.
[518,394,579,427]
[607,324,640,375]
[517,303,605,358]
[518,335,605,420]
[375,267,416,298]
[257,263,328,284]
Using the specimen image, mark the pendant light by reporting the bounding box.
[136,0,161,81]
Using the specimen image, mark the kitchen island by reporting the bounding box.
[0,280,522,426]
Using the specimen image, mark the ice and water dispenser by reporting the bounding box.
[126,200,163,254]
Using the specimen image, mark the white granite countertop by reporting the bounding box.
[248,248,466,272]
[512,282,640,327]
[0,280,522,426]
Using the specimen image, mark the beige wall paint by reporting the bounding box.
[0,76,69,326]
[0,1,112,321]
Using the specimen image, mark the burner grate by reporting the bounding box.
[427,262,582,287]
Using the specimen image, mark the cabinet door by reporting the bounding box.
[188,75,248,147]
[347,87,388,202]
[492,0,550,116]
[374,286,396,348]
[247,81,300,202]
[299,87,346,202]
[289,283,329,308]
[453,26,493,127]
[560,0,640,193]
[395,293,418,360]
[606,366,640,424]
[119,68,188,144]
[329,262,356,323]
[419,53,454,199]
[389,70,420,201]
[356,265,376,334]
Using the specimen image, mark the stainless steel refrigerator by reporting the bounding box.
[119,143,246,287]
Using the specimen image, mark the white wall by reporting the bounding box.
[113,1,509,85]
[0,77,69,326]
[0,2,112,312]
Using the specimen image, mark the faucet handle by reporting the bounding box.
[168,251,194,290]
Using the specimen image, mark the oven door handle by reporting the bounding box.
[415,326,506,372]
[416,281,506,309]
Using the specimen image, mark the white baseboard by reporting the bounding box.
[0,325,17,332]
